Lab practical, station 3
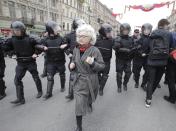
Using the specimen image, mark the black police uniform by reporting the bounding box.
[3,35,43,104]
[39,35,66,99]
[0,42,6,100]
[114,35,134,92]
[64,31,77,100]
[132,34,150,89]
[95,35,114,95]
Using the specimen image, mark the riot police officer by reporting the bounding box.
[2,21,43,104]
[37,20,67,100]
[95,23,114,96]
[132,29,140,42]
[64,18,86,100]
[133,23,153,89]
[113,23,134,93]
[0,41,6,100]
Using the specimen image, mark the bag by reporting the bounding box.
[149,35,169,60]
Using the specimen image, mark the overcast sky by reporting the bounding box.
[100,0,173,30]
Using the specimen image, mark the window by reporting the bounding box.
[40,10,44,22]
[51,0,56,7]
[31,7,36,20]
[38,0,43,3]
[8,1,16,19]
[21,5,27,19]
[70,12,72,18]
[63,22,65,30]
[67,23,69,31]
[51,12,57,21]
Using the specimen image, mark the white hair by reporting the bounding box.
[76,24,96,45]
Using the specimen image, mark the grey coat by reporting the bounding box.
[71,46,105,116]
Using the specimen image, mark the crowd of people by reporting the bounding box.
[0,18,176,131]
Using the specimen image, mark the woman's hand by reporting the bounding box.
[43,46,48,51]
[85,56,94,65]
[32,54,38,59]
[70,62,75,70]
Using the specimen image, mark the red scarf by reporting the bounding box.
[78,44,91,53]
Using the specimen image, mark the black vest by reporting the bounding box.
[116,36,134,60]
[45,36,65,63]
[95,37,113,62]
[12,36,35,57]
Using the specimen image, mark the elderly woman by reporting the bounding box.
[70,24,105,131]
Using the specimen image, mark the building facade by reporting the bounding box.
[167,10,176,31]
[0,0,120,36]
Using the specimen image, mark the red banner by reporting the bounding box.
[125,1,175,13]
[112,13,123,19]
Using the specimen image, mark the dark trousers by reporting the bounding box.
[42,55,47,75]
[98,61,111,90]
[14,62,42,98]
[146,66,165,100]
[47,63,66,89]
[68,58,74,96]
[166,61,176,100]
[0,63,6,95]
[116,59,132,88]
[133,58,148,85]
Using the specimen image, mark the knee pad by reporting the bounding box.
[47,74,54,81]
[33,76,40,82]
[116,72,122,79]
[102,74,109,81]
[60,73,66,78]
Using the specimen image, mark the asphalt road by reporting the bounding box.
[0,55,176,131]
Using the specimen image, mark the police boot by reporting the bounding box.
[34,77,43,98]
[134,81,139,88]
[43,81,53,100]
[11,86,25,104]
[99,75,108,96]
[163,96,176,104]
[65,75,74,100]
[75,116,82,131]
[116,73,122,93]
[123,72,131,91]
[141,83,147,91]
[0,93,6,100]
[123,84,127,91]
[0,80,6,100]
[60,74,66,92]
[157,84,161,88]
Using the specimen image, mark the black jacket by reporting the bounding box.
[38,35,66,64]
[2,35,41,63]
[64,31,76,55]
[114,35,134,60]
[95,36,114,62]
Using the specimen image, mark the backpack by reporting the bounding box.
[149,33,169,60]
